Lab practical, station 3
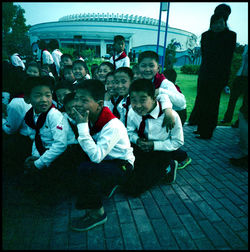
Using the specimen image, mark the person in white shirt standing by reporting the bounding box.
[10,53,26,71]
[49,39,63,78]
[109,35,130,70]
[124,79,191,196]
[69,79,134,232]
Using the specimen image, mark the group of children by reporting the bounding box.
[3,35,192,232]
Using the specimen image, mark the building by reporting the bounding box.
[28,13,200,66]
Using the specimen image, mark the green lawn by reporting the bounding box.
[175,68,243,126]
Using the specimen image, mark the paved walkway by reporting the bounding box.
[3,125,248,250]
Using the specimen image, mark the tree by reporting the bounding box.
[2,3,31,58]
[164,39,177,70]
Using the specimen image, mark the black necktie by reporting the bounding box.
[111,96,123,119]
[68,119,79,139]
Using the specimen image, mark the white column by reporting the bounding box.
[100,39,106,57]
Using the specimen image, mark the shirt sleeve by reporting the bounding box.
[123,56,130,67]
[153,112,184,151]
[156,91,172,109]
[34,111,67,169]
[77,120,122,163]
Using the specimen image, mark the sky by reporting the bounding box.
[14,2,248,45]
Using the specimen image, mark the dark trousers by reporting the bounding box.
[122,144,187,196]
[2,132,32,176]
[75,159,133,209]
[190,76,226,138]
[223,76,248,122]
[22,144,87,195]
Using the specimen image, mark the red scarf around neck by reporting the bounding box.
[90,107,116,136]
[112,51,127,69]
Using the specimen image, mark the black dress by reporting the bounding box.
[189,28,236,138]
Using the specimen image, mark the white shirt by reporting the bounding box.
[62,112,78,145]
[2,98,32,136]
[158,79,186,110]
[51,49,63,75]
[25,107,67,169]
[40,49,54,65]
[116,93,172,126]
[77,117,135,166]
[109,52,130,69]
[127,102,184,152]
[10,53,25,70]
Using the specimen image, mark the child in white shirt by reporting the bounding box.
[69,79,134,232]
[124,79,191,196]
[109,35,130,69]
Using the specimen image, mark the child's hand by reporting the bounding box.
[162,108,175,132]
[24,156,39,173]
[73,108,89,124]
[137,138,154,152]
[104,92,111,101]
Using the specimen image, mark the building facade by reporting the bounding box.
[28,13,200,66]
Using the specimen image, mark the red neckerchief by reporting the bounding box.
[112,51,127,69]
[89,107,116,136]
[153,73,182,93]
[138,101,163,139]
[24,104,55,155]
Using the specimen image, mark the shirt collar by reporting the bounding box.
[147,101,160,119]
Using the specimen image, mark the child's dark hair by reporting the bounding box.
[54,80,74,92]
[99,61,114,71]
[63,92,76,106]
[114,35,125,43]
[76,79,105,101]
[25,76,54,96]
[61,53,73,61]
[138,51,159,64]
[73,60,90,74]
[129,79,155,99]
[163,68,177,84]
[114,67,134,81]
[105,71,115,82]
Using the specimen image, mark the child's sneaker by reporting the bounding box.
[165,160,178,184]
[71,212,107,232]
[178,157,192,170]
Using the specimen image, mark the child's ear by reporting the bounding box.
[97,100,104,108]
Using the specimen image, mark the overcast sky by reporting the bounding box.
[14,2,248,45]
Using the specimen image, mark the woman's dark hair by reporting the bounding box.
[209,13,228,29]
[214,3,231,21]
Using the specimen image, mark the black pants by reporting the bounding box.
[190,76,226,138]
[75,159,133,209]
[176,109,187,126]
[223,76,248,122]
[122,144,187,196]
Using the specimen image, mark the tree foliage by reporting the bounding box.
[2,2,31,58]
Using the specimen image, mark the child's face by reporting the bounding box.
[55,88,72,105]
[114,72,131,97]
[26,66,40,77]
[64,70,75,82]
[114,40,125,54]
[98,65,112,83]
[30,85,53,114]
[130,91,156,116]
[139,58,159,80]
[65,99,77,120]
[73,63,87,80]
[132,68,142,81]
[106,75,118,97]
[74,89,100,121]
[61,57,72,67]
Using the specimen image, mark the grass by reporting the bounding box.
[175,68,243,126]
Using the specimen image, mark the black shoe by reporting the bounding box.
[231,120,239,128]
[230,156,248,168]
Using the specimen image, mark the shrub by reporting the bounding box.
[180,64,200,75]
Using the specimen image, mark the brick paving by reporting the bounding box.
[2,125,248,250]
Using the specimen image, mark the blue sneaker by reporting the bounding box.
[178,157,192,170]
[165,160,178,184]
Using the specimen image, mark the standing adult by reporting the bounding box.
[49,39,63,78]
[189,7,236,139]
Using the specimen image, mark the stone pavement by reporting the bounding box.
[2,125,248,250]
